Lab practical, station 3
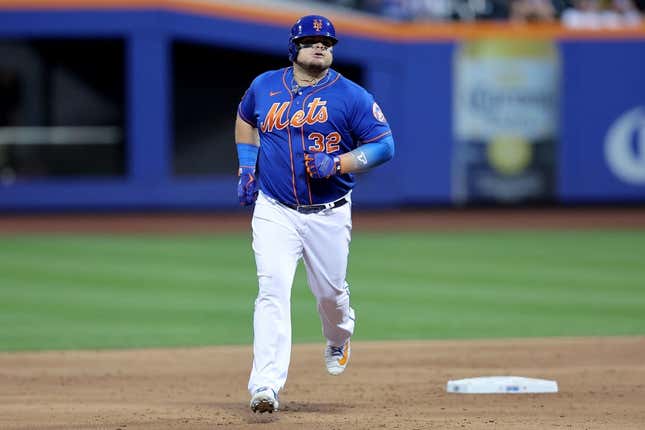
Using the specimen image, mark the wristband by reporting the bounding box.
[237,143,259,170]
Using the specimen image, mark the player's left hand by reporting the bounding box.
[237,167,258,206]
[304,151,340,179]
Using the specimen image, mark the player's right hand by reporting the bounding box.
[237,167,258,206]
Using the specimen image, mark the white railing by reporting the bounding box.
[0,126,123,146]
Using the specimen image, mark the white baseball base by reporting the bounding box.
[446,376,558,394]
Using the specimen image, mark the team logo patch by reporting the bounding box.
[313,19,323,31]
[372,102,386,122]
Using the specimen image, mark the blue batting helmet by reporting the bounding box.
[288,15,338,62]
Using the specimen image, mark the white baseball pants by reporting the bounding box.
[248,191,355,395]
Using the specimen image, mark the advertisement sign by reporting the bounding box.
[605,106,645,186]
[452,38,560,204]
[559,41,645,202]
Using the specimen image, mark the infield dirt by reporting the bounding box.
[2,337,645,429]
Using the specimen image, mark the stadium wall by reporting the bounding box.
[0,3,644,210]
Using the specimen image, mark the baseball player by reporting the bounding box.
[235,14,395,413]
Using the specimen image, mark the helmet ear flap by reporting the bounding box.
[288,39,299,62]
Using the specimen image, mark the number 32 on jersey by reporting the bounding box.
[308,132,340,154]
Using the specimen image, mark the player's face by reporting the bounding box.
[295,37,334,72]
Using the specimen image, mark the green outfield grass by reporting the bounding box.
[1,230,644,351]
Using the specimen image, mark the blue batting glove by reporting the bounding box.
[237,166,258,206]
[304,151,340,179]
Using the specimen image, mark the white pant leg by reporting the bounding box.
[248,192,303,395]
[301,201,355,347]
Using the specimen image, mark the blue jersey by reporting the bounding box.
[238,67,392,206]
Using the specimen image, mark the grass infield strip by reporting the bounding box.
[1,230,643,351]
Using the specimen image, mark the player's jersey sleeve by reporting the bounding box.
[348,88,392,145]
[238,79,258,128]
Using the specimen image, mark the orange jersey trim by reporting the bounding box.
[361,130,392,144]
[301,123,312,205]
[280,68,299,205]
[2,1,644,41]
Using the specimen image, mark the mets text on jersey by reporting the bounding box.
[261,98,328,132]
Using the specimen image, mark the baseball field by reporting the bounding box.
[1,208,644,429]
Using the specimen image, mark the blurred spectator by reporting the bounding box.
[561,0,643,28]
[316,0,643,22]
[605,0,643,27]
[561,0,605,28]
[359,0,452,21]
[562,0,643,29]
[510,0,557,22]
[455,0,511,20]
[417,0,455,20]
[359,0,510,21]
[361,0,414,20]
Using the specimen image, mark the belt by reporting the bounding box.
[281,197,348,214]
